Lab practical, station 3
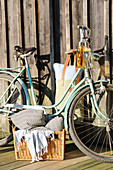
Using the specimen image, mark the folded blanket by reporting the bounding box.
[15,129,54,163]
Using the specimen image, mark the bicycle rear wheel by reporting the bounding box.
[0,73,27,146]
[68,83,113,162]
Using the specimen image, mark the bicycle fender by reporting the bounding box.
[64,79,109,130]
[0,70,30,105]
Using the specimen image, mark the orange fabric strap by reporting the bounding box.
[73,49,79,85]
[61,49,79,88]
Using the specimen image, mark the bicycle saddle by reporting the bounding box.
[14,46,36,54]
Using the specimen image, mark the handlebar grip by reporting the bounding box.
[77,25,88,30]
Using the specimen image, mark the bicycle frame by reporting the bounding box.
[0,60,109,130]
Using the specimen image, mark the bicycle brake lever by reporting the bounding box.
[13,54,20,61]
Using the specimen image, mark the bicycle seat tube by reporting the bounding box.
[24,56,37,105]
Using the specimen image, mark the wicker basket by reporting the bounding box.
[13,128,65,161]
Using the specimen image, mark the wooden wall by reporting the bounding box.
[0,0,112,105]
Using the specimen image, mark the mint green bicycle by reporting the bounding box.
[0,25,113,162]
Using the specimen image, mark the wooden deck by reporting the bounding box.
[1,140,113,170]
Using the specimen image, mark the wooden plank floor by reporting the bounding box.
[1,140,113,170]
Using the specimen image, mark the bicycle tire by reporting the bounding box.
[30,82,54,105]
[68,83,113,162]
[0,73,27,146]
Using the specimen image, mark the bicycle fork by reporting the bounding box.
[85,70,113,154]
[85,69,110,124]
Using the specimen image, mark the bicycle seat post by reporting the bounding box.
[24,55,28,66]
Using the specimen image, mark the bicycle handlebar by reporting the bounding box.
[77,25,91,41]
[65,49,100,61]
[77,25,89,30]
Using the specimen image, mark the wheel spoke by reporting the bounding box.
[93,128,104,151]
[107,131,112,155]
[69,84,113,162]
[0,74,26,146]
[81,126,101,140]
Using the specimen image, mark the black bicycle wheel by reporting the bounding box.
[0,73,27,146]
[69,83,113,162]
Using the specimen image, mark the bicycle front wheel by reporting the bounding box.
[0,73,27,146]
[69,83,113,162]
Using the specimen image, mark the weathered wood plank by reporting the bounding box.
[23,0,38,104]
[65,0,71,52]
[2,143,113,170]
[0,142,87,170]
[0,0,7,67]
[62,158,113,170]
[7,0,22,68]
[49,0,55,103]
[90,0,105,81]
[83,0,87,26]
[60,0,66,64]
[54,0,60,63]
[23,0,37,76]
[71,0,86,49]
[104,0,109,36]
[104,1,110,77]
[71,0,79,48]
[90,0,104,50]
[0,1,9,131]
[39,0,50,55]
[111,0,113,81]
[38,0,52,106]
